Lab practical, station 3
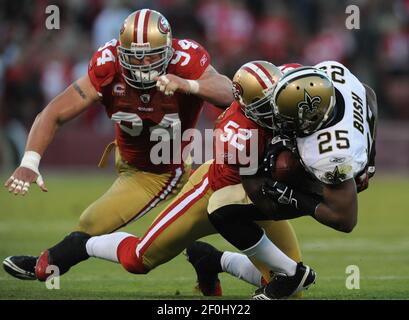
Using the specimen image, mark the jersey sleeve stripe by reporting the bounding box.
[143,9,151,43]
[243,66,268,89]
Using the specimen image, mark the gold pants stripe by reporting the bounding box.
[76,148,190,235]
[137,173,210,256]
[129,165,186,223]
[140,163,301,284]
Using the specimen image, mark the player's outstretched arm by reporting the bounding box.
[155,65,234,107]
[191,65,234,107]
[5,75,100,196]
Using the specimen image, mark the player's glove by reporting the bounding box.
[261,180,321,219]
[355,165,375,193]
[355,144,376,193]
[262,135,296,173]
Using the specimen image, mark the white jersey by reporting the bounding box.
[296,61,374,185]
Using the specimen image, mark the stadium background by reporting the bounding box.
[0,0,408,299]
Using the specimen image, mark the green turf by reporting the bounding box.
[0,173,408,299]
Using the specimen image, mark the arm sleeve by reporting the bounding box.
[171,39,211,80]
[88,40,118,95]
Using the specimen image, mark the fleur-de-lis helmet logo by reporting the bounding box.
[298,90,321,114]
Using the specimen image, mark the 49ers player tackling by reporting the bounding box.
[26,61,308,299]
[3,9,233,280]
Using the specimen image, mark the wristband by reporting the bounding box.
[187,80,200,94]
[20,151,41,174]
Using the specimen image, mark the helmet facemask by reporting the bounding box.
[242,89,275,129]
[270,111,299,137]
[117,9,173,90]
[117,44,173,90]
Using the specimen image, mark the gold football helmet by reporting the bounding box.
[117,9,173,89]
[271,67,336,135]
[232,61,283,129]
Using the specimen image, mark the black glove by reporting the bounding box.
[262,135,296,174]
[261,180,321,219]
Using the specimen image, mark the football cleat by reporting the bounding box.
[253,262,316,300]
[3,256,38,280]
[35,250,52,282]
[35,231,91,281]
[185,241,223,296]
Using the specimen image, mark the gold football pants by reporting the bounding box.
[137,161,301,282]
[76,147,190,236]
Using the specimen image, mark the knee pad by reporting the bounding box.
[117,236,149,274]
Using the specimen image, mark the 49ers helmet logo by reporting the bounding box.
[232,82,243,101]
[158,17,170,34]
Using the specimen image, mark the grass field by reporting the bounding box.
[0,172,408,300]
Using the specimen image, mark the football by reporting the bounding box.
[271,149,304,184]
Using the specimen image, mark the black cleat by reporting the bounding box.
[185,241,223,296]
[3,256,38,280]
[253,262,316,300]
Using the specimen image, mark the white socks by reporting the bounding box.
[221,251,263,287]
[220,233,298,287]
[242,232,297,276]
[85,232,132,263]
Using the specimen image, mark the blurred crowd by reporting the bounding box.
[0,0,408,166]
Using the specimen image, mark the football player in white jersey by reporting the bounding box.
[186,61,377,299]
